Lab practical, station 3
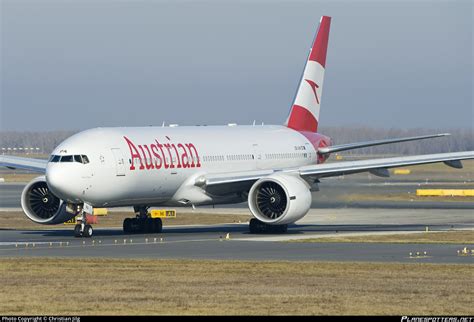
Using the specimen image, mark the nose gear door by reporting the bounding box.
[111,148,126,176]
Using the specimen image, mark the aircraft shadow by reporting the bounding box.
[14,223,462,238]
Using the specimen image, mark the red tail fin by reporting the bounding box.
[285,16,331,133]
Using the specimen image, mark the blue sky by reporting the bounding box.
[1,0,472,131]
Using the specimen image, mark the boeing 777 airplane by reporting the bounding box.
[1,16,473,237]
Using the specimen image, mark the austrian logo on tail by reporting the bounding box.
[285,16,331,133]
[304,79,320,105]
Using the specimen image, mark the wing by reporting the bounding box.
[298,151,472,178]
[198,151,474,195]
[317,133,450,154]
[0,155,48,173]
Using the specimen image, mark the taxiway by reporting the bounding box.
[1,208,472,264]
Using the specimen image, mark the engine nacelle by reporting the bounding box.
[21,176,76,225]
[248,173,312,225]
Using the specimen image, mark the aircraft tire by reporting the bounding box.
[123,218,132,233]
[249,218,265,234]
[83,224,93,238]
[74,224,82,237]
[145,218,154,233]
[138,218,147,233]
[153,218,163,233]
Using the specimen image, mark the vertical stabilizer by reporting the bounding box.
[285,16,331,132]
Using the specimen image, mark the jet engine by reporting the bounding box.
[21,176,76,225]
[248,174,312,225]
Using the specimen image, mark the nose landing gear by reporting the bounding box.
[73,205,95,238]
[74,223,94,238]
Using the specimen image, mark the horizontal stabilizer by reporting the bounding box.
[318,133,450,155]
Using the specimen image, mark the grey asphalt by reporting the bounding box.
[1,208,473,263]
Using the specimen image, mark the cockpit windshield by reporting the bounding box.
[74,155,83,163]
[49,155,61,162]
[61,155,73,162]
[49,155,90,164]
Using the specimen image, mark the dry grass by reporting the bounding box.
[0,258,472,315]
[0,211,251,230]
[289,231,474,244]
[0,173,39,182]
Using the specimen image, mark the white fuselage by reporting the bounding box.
[46,125,320,207]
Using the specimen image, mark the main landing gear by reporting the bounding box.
[249,218,288,234]
[123,206,163,234]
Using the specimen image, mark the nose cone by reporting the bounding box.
[46,164,81,202]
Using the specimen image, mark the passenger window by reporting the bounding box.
[74,155,83,163]
[60,155,73,162]
[81,155,90,164]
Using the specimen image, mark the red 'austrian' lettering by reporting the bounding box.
[124,136,201,171]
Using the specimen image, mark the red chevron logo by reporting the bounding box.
[305,79,319,105]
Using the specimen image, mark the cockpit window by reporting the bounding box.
[60,155,73,162]
[81,155,90,164]
[49,154,89,164]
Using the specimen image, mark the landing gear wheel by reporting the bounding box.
[249,218,265,234]
[138,218,147,233]
[83,224,93,238]
[249,219,288,234]
[272,224,288,234]
[74,224,82,237]
[145,218,154,233]
[123,218,132,234]
[131,218,139,233]
[152,218,163,233]
[122,217,162,234]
